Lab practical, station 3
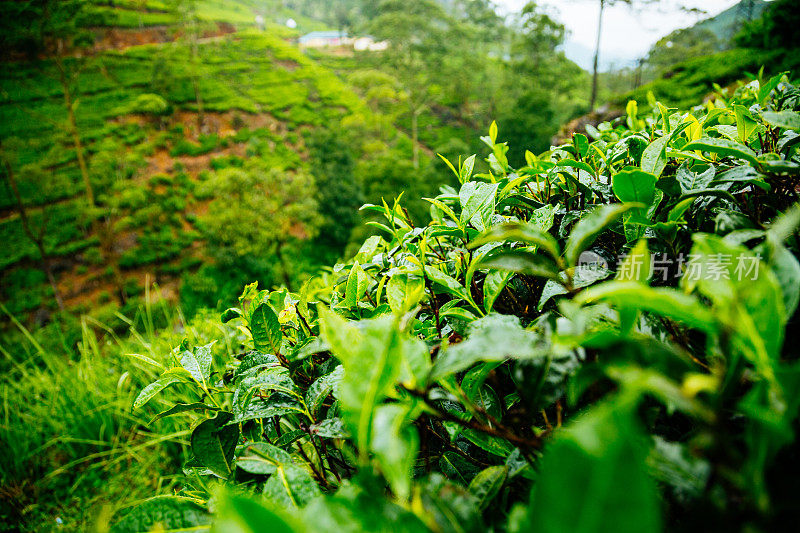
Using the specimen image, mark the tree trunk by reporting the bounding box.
[3,160,65,310]
[55,45,127,305]
[190,28,205,133]
[411,107,420,170]
[55,46,94,207]
[275,242,294,291]
[100,219,128,306]
[590,0,606,111]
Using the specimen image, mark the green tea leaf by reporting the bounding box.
[179,342,214,387]
[477,250,560,279]
[462,154,477,182]
[149,402,217,425]
[250,303,282,355]
[310,417,349,438]
[221,308,243,323]
[735,105,760,143]
[371,404,419,500]
[683,137,759,166]
[344,261,369,308]
[468,466,508,510]
[676,162,715,194]
[459,181,499,231]
[212,492,296,533]
[761,110,800,131]
[133,367,190,409]
[111,495,211,533]
[461,428,514,457]
[424,266,470,300]
[470,223,561,261]
[758,72,785,103]
[305,365,344,416]
[483,270,513,313]
[320,311,406,457]
[424,197,460,223]
[556,158,595,177]
[431,314,543,379]
[612,170,656,206]
[616,240,652,283]
[576,282,716,332]
[641,134,670,177]
[521,398,661,533]
[263,463,320,508]
[573,133,589,158]
[564,204,636,267]
[387,273,425,313]
[190,412,238,479]
[237,444,280,475]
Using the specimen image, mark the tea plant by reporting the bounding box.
[117,73,800,532]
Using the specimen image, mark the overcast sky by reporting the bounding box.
[496,0,744,67]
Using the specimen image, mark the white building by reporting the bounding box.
[298,32,388,52]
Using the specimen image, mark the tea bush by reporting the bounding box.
[119,73,800,531]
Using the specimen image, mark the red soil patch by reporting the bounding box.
[148,149,173,174]
[90,22,236,53]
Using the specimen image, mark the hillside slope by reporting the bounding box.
[0,5,449,327]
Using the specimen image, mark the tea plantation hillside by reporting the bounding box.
[0,4,465,335]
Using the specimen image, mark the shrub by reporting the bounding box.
[169,135,221,157]
[119,74,800,531]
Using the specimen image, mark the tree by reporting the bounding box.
[736,0,800,51]
[346,69,405,139]
[307,128,364,249]
[1,1,132,305]
[500,2,586,161]
[3,0,100,208]
[173,0,206,133]
[331,0,356,34]
[201,162,321,290]
[513,2,567,71]
[585,1,702,109]
[368,0,458,168]
[585,0,658,110]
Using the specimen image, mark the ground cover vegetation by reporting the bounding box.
[2,0,800,531]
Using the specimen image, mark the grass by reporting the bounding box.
[0,295,242,532]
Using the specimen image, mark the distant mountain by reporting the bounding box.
[561,41,633,71]
[694,0,769,42]
[640,0,770,73]
[561,1,771,73]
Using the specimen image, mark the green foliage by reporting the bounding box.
[122,75,800,531]
[0,302,242,531]
[113,93,172,117]
[736,0,800,51]
[200,161,320,272]
[3,3,800,530]
[306,127,363,247]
